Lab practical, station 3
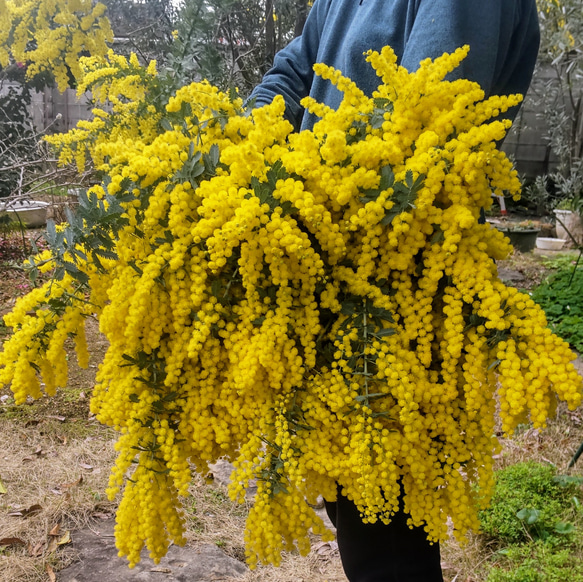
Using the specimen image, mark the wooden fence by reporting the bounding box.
[30,86,93,134]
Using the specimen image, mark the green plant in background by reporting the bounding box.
[531,265,583,352]
[480,462,583,582]
[479,462,580,544]
[166,0,310,97]
[540,252,581,271]
[0,64,41,199]
[487,543,583,582]
[551,162,583,218]
[0,214,19,236]
[499,219,540,232]
[519,2,583,217]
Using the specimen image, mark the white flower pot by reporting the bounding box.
[0,200,50,227]
[554,209,582,245]
[536,237,566,251]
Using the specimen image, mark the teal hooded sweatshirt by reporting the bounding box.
[250,0,540,130]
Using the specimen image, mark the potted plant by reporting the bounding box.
[552,168,583,245]
[497,219,541,253]
[524,171,583,246]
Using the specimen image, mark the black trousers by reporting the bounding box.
[325,491,444,582]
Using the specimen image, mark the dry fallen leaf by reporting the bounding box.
[28,540,45,557]
[46,415,66,422]
[0,537,26,547]
[312,540,338,557]
[49,524,61,536]
[0,476,6,494]
[46,537,58,554]
[46,563,57,582]
[60,475,83,490]
[8,504,43,518]
[57,531,71,545]
[92,511,113,520]
[78,462,94,471]
[27,504,43,517]
[150,567,172,573]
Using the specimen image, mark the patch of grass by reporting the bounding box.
[0,413,117,582]
[496,250,555,292]
[204,487,230,506]
[0,296,350,581]
[0,386,101,441]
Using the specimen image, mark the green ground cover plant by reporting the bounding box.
[487,543,583,582]
[531,263,583,352]
[479,462,583,582]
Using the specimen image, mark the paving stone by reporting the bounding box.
[573,356,583,377]
[209,459,257,499]
[497,267,525,282]
[59,520,247,582]
[314,501,336,534]
[209,459,237,488]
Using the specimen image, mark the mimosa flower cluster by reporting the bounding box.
[1,45,581,569]
[0,0,112,91]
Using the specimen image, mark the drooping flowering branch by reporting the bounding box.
[1,45,581,569]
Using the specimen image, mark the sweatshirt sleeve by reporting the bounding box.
[401,0,540,100]
[248,0,332,131]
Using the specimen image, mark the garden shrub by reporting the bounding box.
[481,463,583,582]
